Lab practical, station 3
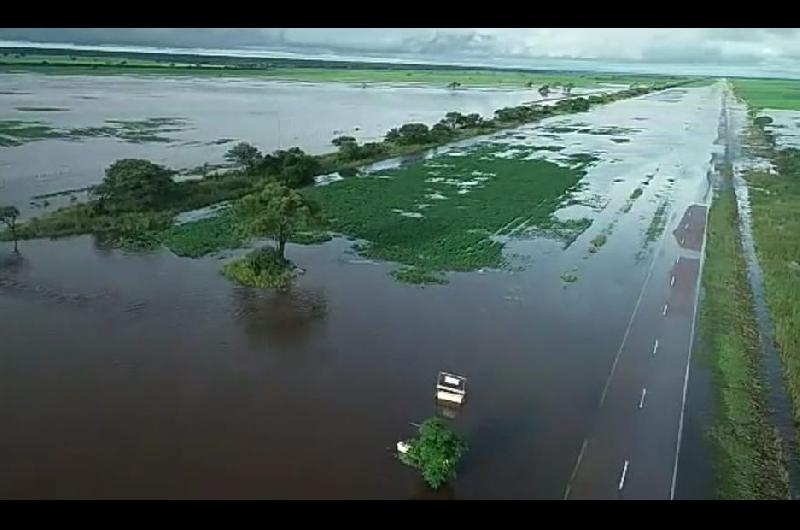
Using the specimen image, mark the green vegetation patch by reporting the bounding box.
[745,162,800,430]
[391,266,448,285]
[732,78,800,111]
[697,180,788,499]
[589,233,607,253]
[398,418,467,490]
[162,213,244,258]
[221,247,294,289]
[15,106,69,112]
[560,271,579,283]
[304,142,588,276]
[644,200,670,244]
[0,116,188,146]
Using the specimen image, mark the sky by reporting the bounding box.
[2,28,799,78]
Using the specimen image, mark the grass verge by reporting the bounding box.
[698,181,788,499]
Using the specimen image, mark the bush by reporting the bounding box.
[221,247,294,289]
[399,418,467,490]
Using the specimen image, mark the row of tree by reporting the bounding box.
[223,143,321,187]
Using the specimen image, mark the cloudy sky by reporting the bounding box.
[2,28,799,77]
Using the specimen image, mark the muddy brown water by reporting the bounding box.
[0,80,725,498]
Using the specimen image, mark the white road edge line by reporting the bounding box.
[563,198,674,500]
[563,438,589,500]
[652,339,659,356]
[619,460,630,491]
[639,388,647,409]
[670,203,709,500]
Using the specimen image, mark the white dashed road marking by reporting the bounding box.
[618,460,630,491]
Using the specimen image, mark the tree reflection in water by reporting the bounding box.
[232,285,328,348]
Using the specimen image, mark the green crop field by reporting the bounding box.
[732,78,800,111]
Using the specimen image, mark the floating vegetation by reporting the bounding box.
[207,137,236,145]
[610,137,630,143]
[15,106,70,112]
[391,267,448,285]
[304,142,590,279]
[590,233,608,252]
[521,217,593,248]
[644,200,670,244]
[0,116,189,146]
[560,271,579,283]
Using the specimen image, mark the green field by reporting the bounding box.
[732,78,800,110]
[697,171,789,499]
[733,86,800,458]
[303,142,590,283]
[0,48,691,88]
[744,159,800,431]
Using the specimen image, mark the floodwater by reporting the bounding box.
[0,73,548,217]
[0,78,725,498]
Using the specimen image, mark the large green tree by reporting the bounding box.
[92,159,176,212]
[225,142,263,172]
[0,205,20,253]
[235,181,318,261]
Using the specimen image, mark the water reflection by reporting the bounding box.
[232,285,328,348]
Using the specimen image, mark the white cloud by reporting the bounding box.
[1,28,799,77]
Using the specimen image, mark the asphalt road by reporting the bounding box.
[564,204,708,499]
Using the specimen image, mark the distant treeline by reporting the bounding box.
[0,46,687,80]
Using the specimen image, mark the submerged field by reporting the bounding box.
[304,143,591,282]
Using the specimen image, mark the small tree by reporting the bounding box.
[538,84,551,97]
[235,181,318,261]
[91,159,176,212]
[399,418,467,490]
[332,135,360,161]
[225,142,263,172]
[0,206,20,254]
[443,112,463,130]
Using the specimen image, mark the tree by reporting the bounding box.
[235,181,318,261]
[396,123,431,145]
[563,82,575,96]
[385,128,401,142]
[280,148,321,187]
[538,84,551,97]
[225,142,263,172]
[0,206,20,254]
[399,418,467,490]
[443,112,463,130]
[91,159,176,212]
[332,135,360,161]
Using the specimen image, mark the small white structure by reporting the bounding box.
[436,371,467,405]
[396,441,411,454]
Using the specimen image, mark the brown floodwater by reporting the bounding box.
[0,81,725,499]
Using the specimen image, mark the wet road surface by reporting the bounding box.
[564,203,708,499]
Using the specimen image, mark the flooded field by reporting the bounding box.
[0,74,554,217]
[0,79,725,498]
